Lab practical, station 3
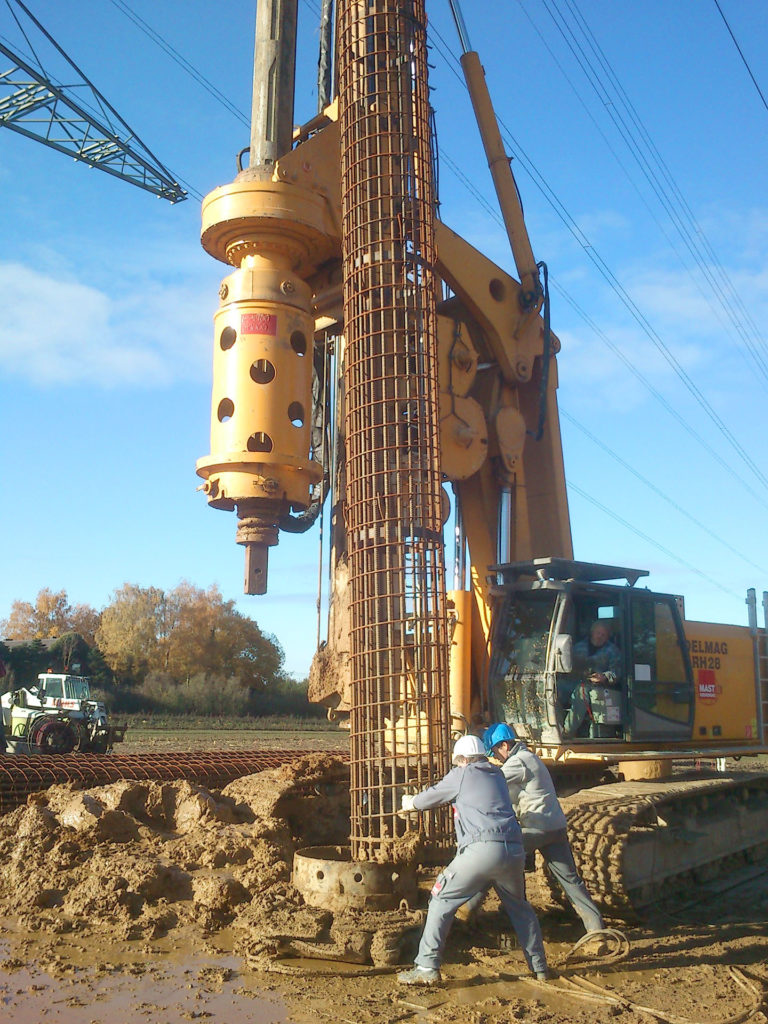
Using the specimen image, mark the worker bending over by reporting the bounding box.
[397,734,550,986]
[466,723,604,936]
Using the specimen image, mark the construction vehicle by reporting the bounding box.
[195,1,768,909]
[0,673,126,755]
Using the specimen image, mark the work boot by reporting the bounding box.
[397,965,442,986]
[534,968,555,982]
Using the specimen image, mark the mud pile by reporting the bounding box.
[0,754,423,966]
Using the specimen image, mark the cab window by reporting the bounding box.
[631,597,691,726]
[67,678,91,700]
[488,591,557,729]
[41,677,63,698]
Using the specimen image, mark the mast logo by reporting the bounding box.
[696,669,721,703]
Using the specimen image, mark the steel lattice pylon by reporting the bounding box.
[337,0,452,861]
[0,1,185,203]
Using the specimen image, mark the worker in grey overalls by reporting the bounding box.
[397,734,550,986]
[466,723,604,936]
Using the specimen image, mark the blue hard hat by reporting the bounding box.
[483,722,517,753]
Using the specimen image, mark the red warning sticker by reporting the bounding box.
[241,313,277,335]
[697,669,721,703]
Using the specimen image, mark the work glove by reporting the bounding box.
[399,793,417,815]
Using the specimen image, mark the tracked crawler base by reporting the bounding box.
[556,771,768,913]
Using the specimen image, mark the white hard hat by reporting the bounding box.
[452,734,486,763]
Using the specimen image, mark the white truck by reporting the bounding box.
[0,673,126,754]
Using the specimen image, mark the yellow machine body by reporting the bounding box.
[685,620,761,742]
[197,165,338,593]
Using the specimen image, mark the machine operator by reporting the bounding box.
[573,620,621,686]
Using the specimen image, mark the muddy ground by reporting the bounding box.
[0,745,766,1024]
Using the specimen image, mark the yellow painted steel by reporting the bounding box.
[685,621,761,742]
[447,589,474,731]
[196,175,336,593]
[459,51,541,315]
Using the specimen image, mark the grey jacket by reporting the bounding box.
[498,742,568,832]
[412,760,524,853]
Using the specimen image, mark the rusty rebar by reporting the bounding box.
[337,0,452,861]
[0,751,345,816]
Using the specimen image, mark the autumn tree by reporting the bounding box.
[67,604,101,647]
[1,588,101,644]
[96,581,284,690]
[3,588,71,639]
[164,582,283,687]
[95,584,166,683]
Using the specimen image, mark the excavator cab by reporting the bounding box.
[486,558,695,747]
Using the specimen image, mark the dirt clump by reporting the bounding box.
[0,754,349,948]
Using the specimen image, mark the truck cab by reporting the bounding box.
[487,558,695,749]
[35,673,95,711]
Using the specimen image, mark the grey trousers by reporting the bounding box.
[523,828,603,932]
[414,840,548,974]
[465,827,604,934]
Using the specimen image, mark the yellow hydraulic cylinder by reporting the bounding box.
[448,588,474,730]
[196,177,334,594]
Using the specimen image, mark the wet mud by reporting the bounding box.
[0,753,766,1023]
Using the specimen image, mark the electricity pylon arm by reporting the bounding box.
[0,1,186,203]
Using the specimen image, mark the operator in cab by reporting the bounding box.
[397,734,550,987]
[561,620,623,736]
[573,620,621,686]
[465,723,605,939]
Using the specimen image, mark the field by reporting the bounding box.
[0,724,766,1024]
[118,715,351,754]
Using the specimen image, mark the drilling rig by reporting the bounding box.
[198,1,768,916]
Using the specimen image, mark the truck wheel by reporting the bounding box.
[31,718,76,755]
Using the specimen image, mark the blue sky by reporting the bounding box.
[1,0,766,678]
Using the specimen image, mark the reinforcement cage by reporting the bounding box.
[337,0,452,860]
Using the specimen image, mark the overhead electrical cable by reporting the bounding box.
[511,0,768,391]
[713,0,768,115]
[440,140,768,508]
[567,482,742,599]
[435,11,768,594]
[106,0,250,128]
[549,278,768,511]
[542,0,768,387]
[432,17,768,495]
[561,408,768,575]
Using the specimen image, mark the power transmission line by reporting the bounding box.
[567,482,742,598]
[106,0,249,128]
[432,14,768,496]
[540,0,768,387]
[561,408,768,576]
[713,0,768,115]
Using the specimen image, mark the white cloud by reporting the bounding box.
[0,260,212,387]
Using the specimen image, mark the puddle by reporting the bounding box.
[0,923,289,1024]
